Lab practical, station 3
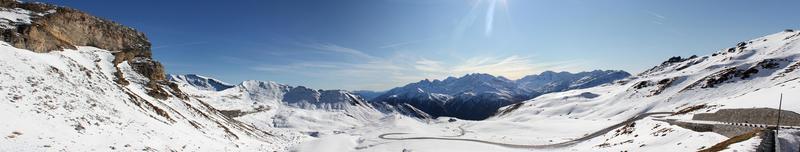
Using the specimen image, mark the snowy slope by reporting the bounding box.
[168,74,385,136]
[316,30,800,152]
[0,2,307,151]
[497,30,800,121]
[0,44,296,151]
[516,70,631,93]
[168,74,234,91]
[3,1,798,151]
[479,30,800,151]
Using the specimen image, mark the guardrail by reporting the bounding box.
[721,122,799,130]
[658,119,792,151]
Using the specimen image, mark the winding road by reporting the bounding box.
[378,112,673,149]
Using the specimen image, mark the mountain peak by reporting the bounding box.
[373,69,629,120]
[168,74,234,91]
[461,73,498,79]
[516,70,631,93]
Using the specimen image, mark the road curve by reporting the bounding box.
[378,112,673,149]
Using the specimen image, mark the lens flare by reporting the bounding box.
[485,0,509,36]
[485,0,497,36]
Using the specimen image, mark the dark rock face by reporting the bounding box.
[640,55,708,76]
[0,1,150,58]
[629,76,684,96]
[0,0,171,98]
[683,59,790,90]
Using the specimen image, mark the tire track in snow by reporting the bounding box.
[378,112,673,149]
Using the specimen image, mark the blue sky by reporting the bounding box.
[37,0,800,90]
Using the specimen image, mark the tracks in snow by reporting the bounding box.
[378,112,673,149]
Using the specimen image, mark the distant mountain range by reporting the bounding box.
[370,70,631,120]
[8,1,799,151]
[168,74,375,113]
[495,30,800,130]
[170,70,630,120]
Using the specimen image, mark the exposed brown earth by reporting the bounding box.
[698,128,762,152]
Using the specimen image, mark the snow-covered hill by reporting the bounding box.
[497,30,800,121]
[324,30,800,152]
[516,70,631,93]
[0,44,298,151]
[3,1,799,151]
[475,30,800,151]
[0,1,297,151]
[0,1,389,150]
[372,71,629,120]
[168,74,234,91]
[168,74,384,134]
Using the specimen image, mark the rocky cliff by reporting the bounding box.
[0,0,169,97]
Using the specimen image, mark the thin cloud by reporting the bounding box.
[449,55,581,80]
[249,43,584,90]
[414,58,445,72]
[303,43,379,60]
[646,11,666,19]
[379,37,438,49]
[644,10,668,25]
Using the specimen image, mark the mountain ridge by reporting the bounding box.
[371,70,631,120]
[1,0,798,151]
[495,29,800,120]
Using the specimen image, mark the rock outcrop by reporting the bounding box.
[0,0,170,98]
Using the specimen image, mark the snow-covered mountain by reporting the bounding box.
[168,74,234,91]
[0,1,388,150]
[517,70,631,93]
[3,0,799,151]
[372,71,629,120]
[168,74,384,133]
[329,30,800,152]
[0,1,295,151]
[169,74,376,111]
[496,30,800,120]
[481,30,800,151]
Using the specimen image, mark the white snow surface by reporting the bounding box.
[0,7,33,29]
[168,73,388,148]
[0,6,54,29]
[0,43,293,151]
[2,9,799,151]
[499,30,800,121]
[330,30,800,151]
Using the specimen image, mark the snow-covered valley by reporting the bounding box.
[2,1,800,152]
